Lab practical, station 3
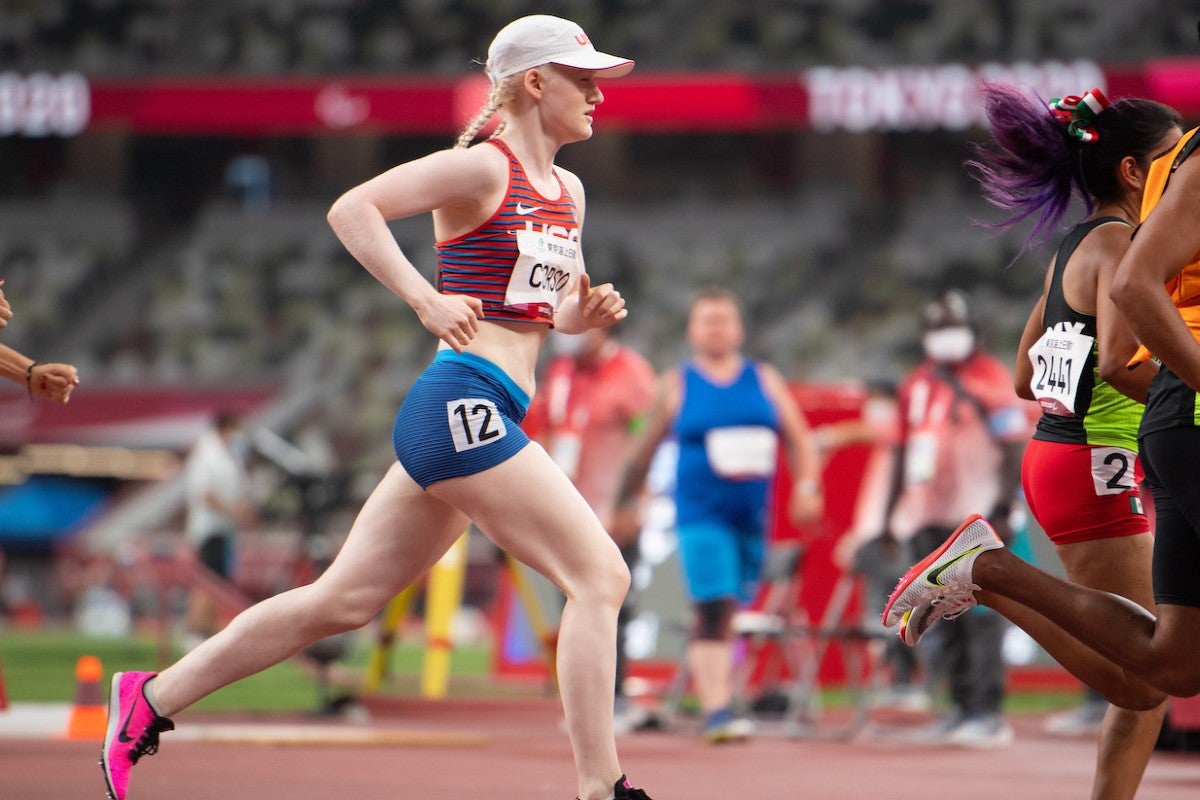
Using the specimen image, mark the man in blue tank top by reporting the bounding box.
[614,287,823,742]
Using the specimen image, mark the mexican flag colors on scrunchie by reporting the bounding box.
[1048,88,1110,143]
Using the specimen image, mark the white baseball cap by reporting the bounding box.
[486,15,634,83]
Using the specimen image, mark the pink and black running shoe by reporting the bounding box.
[100,671,174,800]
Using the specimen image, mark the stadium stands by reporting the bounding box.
[2,1,1196,76]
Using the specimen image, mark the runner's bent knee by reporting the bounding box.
[1149,642,1200,698]
[562,548,629,607]
[1104,681,1167,711]
[305,579,391,632]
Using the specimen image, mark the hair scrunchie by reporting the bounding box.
[1048,88,1110,143]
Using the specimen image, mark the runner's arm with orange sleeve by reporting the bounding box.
[1112,153,1200,390]
[1095,224,1157,403]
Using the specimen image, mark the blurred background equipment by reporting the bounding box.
[62,653,106,740]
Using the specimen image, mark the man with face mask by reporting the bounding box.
[884,290,1030,748]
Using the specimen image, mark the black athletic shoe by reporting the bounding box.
[575,775,654,800]
[613,774,654,800]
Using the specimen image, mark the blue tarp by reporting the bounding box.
[0,477,110,544]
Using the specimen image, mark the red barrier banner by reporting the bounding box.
[3,58,1199,138]
[1144,58,1200,114]
[86,77,459,135]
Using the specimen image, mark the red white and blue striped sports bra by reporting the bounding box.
[436,138,582,325]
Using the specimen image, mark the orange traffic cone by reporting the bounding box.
[63,654,107,740]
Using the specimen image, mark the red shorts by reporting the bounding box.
[1021,438,1149,545]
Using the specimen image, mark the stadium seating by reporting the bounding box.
[2,1,1193,76]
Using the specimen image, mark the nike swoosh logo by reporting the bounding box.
[925,546,981,588]
[116,693,141,743]
[515,203,543,215]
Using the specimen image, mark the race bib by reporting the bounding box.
[548,432,582,481]
[704,426,778,479]
[903,431,937,485]
[1091,446,1136,496]
[1028,321,1094,417]
[505,229,581,313]
[446,398,508,453]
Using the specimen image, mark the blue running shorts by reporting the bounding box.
[675,520,766,604]
[393,349,532,489]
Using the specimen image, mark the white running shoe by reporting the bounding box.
[882,514,1003,628]
[612,701,654,735]
[946,714,1014,749]
[871,686,933,713]
[1042,702,1107,737]
[898,590,979,646]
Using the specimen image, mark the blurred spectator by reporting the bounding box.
[885,289,1028,747]
[613,287,823,743]
[72,551,133,638]
[824,379,931,712]
[250,418,349,581]
[224,154,273,213]
[182,409,258,647]
[524,325,657,733]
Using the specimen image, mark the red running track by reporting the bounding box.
[4,695,1199,800]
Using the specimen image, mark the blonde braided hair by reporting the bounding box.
[455,74,524,149]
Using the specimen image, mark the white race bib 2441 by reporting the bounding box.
[1028,321,1094,417]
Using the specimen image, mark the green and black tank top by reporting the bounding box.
[1030,216,1142,450]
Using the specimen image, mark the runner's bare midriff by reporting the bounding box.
[438,317,547,396]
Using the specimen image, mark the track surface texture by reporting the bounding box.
[5,695,1200,800]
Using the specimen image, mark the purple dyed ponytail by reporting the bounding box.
[966,82,1181,255]
[966,82,1083,252]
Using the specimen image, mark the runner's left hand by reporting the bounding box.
[575,272,627,328]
